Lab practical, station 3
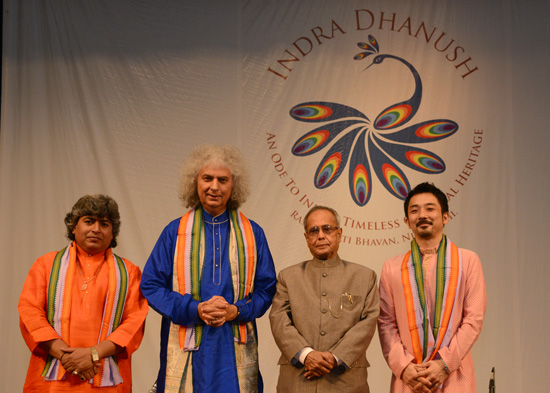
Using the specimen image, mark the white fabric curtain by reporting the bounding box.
[2,1,548,391]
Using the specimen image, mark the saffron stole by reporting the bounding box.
[401,236,462,363]
[42,243,128,387]
[164,207,258,393]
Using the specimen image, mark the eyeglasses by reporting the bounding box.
[321,292,354,318]
[306,225,339,237]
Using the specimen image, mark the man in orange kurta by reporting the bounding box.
[18,195,148,392]
[378,183,486,393]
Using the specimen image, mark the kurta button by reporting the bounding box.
[322,273,327,277]
[322,292,327,296]
[321,309,327,313]
[320,331,326,336]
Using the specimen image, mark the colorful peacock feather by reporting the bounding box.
[289,35,459,206]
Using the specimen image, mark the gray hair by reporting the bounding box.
[303,205,341,232]
[179,144,250,210]
[64,194,121,248]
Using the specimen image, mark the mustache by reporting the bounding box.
[416,219,432,227]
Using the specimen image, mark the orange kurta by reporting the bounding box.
[18,244,148,393]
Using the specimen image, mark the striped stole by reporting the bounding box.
[41,242,129,387]
[164,207,258,392]
[401,236,462,363]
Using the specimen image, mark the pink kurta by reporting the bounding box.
[18,244,149,393]
[378,246,486,392]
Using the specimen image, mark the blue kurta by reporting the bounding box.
[141,209,277,393]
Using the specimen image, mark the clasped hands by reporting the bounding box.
[303,351,338,380]
[402,360,450,392]
[198,295,238,328]
[60,347,100,381]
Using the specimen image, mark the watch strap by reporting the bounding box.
[91,346,100,362]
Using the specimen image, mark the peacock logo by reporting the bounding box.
[289,35,458,206]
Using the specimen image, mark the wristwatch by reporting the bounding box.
[91,347,100,362]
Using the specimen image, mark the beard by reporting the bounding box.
[415,220,433,237]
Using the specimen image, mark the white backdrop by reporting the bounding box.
[2,1,549,392]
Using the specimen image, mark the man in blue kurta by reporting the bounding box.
[141,144,277,393]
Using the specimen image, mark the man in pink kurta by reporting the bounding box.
[378,183,486,393]
[18,195,148,392]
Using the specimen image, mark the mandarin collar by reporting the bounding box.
[74,242,109,261]
[203,208,229,224]
[418,235,445,255]
[419,246,439,255]
[310,254,341,268]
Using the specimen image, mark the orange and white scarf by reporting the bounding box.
[41,242,128,387]
[401,236,462,363]
[164,207,258,393]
